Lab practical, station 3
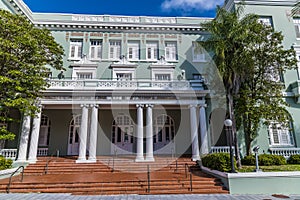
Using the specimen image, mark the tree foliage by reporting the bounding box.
[235,21,297,155]
[200,5,297,157]
[0,10,64,141]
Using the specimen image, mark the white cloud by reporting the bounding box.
[161,0,223,12]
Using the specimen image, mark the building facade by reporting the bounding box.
[0,0,300,163]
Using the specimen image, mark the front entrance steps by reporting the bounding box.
[0,156,229,195]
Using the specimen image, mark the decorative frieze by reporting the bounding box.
[165,34,177,39]
[146,34,159,38]
[145,17,176,24]
[71,32,84,37]
[72,15,104,22]
[109,33,122,37]
[109,16,140,23]
[128,34,140,38]
[90,33,103,37]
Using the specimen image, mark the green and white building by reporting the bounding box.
[0,0,300,163]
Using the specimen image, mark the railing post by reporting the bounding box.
[147,165,150,193]
[189,172,193,191]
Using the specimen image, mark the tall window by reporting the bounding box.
[258,16,273,27]
[109,40,121,60]
[76,72,93,79]
[127,41,139,60]
[155,74,171,80]
[146,41,158,60]
[268,122,294,146]
[153,115,175,144]
[69,39,83,60]
[165,42,177,61]
[293,18,300,38]
[38,115,51,147]
[112,115,134,144]
[192,42,205,62]
[116,73,132,80]
[90,40,102,60]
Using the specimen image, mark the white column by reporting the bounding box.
[199,106,209,155]
[145,104,154,161]
[190,105,200,161]
[77,105,89,163]
[28,111,42,163]
[135,104,144,162]
[88,105,98,162]
[17,115,31,162]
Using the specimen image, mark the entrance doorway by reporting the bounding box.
[111,115,134,155]
[153,115,175,154]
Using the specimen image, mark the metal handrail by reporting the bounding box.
[185,163,189,178]
[6,166,24,193]
[44,152,59,174]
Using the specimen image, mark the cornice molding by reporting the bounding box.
[3,0,207,33]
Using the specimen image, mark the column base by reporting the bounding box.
[15,159,28,163]
[135,156,145,162]
[27,159,37,164]
[87,158,97,163]
[145,156,155,162]
[191,155,200,161]
[76,157,87,163]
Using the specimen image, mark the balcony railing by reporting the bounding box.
[0,148,49,160]
[269,147,300,158]
[47,79,205,91]
[210,146,235,155]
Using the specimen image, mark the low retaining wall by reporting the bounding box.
[201,166,300,195]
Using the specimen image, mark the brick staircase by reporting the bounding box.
[0,156,228,195]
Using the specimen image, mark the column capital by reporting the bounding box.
[189,104,198,109]
[80,104,89,108]
[90,104,99,108]
[145,104,154,108]
[136,104,144,108]
[199,104,207,108]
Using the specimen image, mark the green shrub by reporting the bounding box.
[202,153,236,172]
[0,155,12,170]
[258,154,286,166]
[241,155,256,165]
[288,155,300,164]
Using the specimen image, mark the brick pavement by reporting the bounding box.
[0,194,300,200]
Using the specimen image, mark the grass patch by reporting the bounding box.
[238,164,300,172]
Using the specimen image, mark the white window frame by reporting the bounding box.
[89,40,102,60]
[76,72,93,79]
[146,41,158,61]
[268,122,294,147]
[293,18,300,39]
[151,68,174,81]
[38,115,51,147]
[72,67,97,79]
[258,16,273,27]
[127,41,140,61]
[192,42,206,62]
[293,45,300,79]
[165,41,177,61]
[69,39,83,60]
[112,68,135,80]
[109,40,121,60]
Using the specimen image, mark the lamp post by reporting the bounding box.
[224,119,237,173]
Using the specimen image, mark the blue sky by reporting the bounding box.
[23,0,223,17]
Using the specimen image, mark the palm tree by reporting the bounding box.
[200,6,260,167]
[292,1,300,16]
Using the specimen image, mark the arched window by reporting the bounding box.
[68,115,81,155]
[38,114,51,147]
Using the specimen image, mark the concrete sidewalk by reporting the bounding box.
[0,193,300,200]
